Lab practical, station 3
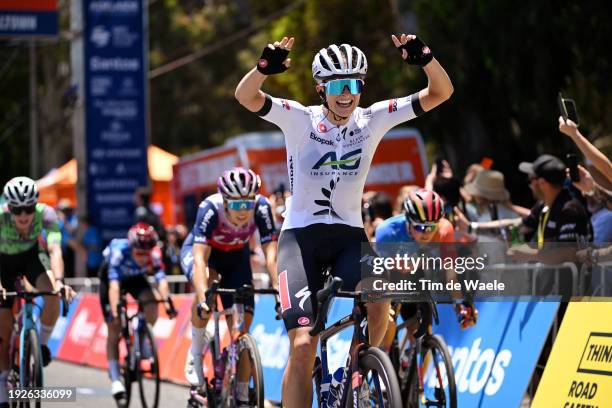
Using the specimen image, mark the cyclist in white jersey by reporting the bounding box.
[236,34,453,407]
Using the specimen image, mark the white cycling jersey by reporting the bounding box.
[257,93,423,230]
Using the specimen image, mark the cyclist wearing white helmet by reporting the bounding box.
[236,33,453,407]
[179,168,278,405]
[0,177,75,406]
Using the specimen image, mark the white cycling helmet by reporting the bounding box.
[3,177,39,207]
[217,167,261,200]
[312,44,368,83]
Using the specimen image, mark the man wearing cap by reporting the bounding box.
[514,154,590,258]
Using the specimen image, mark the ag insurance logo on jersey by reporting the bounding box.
[424,301,558,408]
[310,148,362,176]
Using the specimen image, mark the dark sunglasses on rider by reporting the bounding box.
[323,78,364,96]
[411,223,438,233]
[227,199,256,211]
[9,205,36,215]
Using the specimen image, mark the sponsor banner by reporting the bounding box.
[424,301,558,408]
[84,0,149,241]
[57,295,105,364]
[250,295,353,402]
[364,129,427,196]
[245,148,289,195]
[532,302,612,408]
[0,0,58,37]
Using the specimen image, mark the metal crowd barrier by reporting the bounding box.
[484,261,579,297]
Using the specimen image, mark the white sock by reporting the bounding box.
[40,324,54,345]
[191,326,208,386]
[0,371,8,403]
[237,382,249,401]
[108,359,121,382]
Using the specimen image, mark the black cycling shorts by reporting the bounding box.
[278,223,375,331]
[98,263,153,321]
[181,244,254,313]
[0,245,49,308]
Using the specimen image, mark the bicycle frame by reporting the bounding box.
[17,298,43,387]
[316,302,371,408]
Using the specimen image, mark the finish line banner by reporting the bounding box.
[83,0,149,240]
[0,1,58,37]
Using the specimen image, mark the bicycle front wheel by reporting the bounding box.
[417,334,457,408]
[21,329,43,408]
[137,323,160,408]
[236,333,264,407]
[350,346,402,408]
[120,334,134,407]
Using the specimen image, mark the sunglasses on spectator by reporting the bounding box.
[227,200,256,211]
[323,79,364,96]
[411,223,438,233]
[9,205,36,215]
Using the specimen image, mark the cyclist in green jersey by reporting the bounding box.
[0,177,75,407]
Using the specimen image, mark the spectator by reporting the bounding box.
[462,170,521,242]
[57,199,78,278]
[163,226,182,275]
[134,186,165,241]
[559,117,612,183]
[393,185,420,215]
[461,163,484,203]
[368,192,393,230]
[78,215,103,277]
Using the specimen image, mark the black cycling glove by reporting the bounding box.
[257,44,290,75]
[396,36,433,66]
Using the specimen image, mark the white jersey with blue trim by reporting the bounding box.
[257,94,423,230]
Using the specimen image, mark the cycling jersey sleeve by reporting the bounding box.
[255,94,311,145]
[365,93,423,143]
[254,196,277,245]
[193,201,219,245]
[107,241,123,281]
[41,205,62,247]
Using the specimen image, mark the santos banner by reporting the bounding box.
[426,301,559,408]
[533,302,612,408]
[83,0,149,240]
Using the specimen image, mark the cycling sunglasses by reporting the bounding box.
[9,205,36,215]
[411,223,438,233]
[227,199,256,211]
[323,79,364,96]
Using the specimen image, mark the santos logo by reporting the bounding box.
[425,338,512,396]
[312,149,361,170]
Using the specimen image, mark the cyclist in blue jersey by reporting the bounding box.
[180,168,278,405]
[98,222,172,402]
[376,189,478,350]
[236,33,453,407]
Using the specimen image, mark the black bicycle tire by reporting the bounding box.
[121,334,133,406]
[19,329,42,408]
[421,334,457,408]
[237,333,265,408]
[137,323,161,408]
[350,346,402,408]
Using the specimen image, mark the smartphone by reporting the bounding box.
[565,153,580,182]
[558,92,580,126]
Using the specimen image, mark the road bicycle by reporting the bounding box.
[116,288,176,408]
[5,278,68,408]
[311,276,402,408]
[387,301,457,408]
[187,281,277,408]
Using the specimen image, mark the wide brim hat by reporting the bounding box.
[463,170,510,202]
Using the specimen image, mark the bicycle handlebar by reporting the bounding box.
[204,281,278,309]
[3,289,69,317]
[309,277,344,337]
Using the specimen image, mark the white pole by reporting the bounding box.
[29,39,38,178]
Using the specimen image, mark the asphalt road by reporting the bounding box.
[44,361,189,408]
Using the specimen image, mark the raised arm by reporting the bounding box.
[559,117,612,183]
[235,36,294,112]
[391,34,454,112]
